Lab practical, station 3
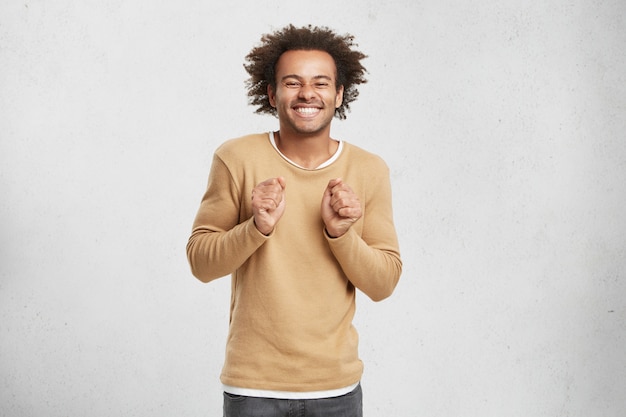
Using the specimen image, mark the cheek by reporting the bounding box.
[271,90,291,108]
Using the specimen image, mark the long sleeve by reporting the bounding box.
[186,153,269,282]
[326,162,402,301]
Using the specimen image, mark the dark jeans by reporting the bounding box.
[223,384,363,417]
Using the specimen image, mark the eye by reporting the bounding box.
[315,82,330,88]
[284,81,302,88]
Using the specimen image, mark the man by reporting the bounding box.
[187,24,402,417]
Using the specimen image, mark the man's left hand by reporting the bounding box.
[321,178,362,238]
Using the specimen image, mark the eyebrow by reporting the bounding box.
[280,74,333,82]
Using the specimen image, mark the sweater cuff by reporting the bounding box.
[324,226,356,246]
[248,217,275,239]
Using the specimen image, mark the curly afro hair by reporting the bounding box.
[244,24,368,120]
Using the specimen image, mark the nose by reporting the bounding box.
[298,83,316,100]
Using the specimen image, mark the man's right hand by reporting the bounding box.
[251,177,286,235]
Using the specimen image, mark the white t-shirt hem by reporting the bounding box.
[223,382,359,400]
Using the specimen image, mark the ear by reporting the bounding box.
[268,84,277,108]
[335,85,344,109]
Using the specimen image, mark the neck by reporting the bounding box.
[274,129,338,169]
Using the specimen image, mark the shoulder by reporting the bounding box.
[342,142,390,173]
[215,132,271,159]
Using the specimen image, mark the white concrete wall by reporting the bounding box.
[1,1,625,416]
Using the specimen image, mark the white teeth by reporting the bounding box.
[296,107,319,114]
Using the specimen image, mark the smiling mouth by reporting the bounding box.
[294,107,321,116]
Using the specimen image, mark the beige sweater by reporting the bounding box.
[187,133,402,392]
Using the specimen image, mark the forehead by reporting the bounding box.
[275,50,337,79]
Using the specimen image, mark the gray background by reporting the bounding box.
[1,1,625,416]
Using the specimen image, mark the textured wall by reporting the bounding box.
[1,1,625,416]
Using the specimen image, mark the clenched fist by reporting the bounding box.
[321,178,362,238]
[252,177,286,235]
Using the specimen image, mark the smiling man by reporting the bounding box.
[187,25,402,417]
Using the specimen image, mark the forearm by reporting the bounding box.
[186,217,269,282]
[326,228,402,301]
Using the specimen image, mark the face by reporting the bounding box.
[268,50,344,136]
